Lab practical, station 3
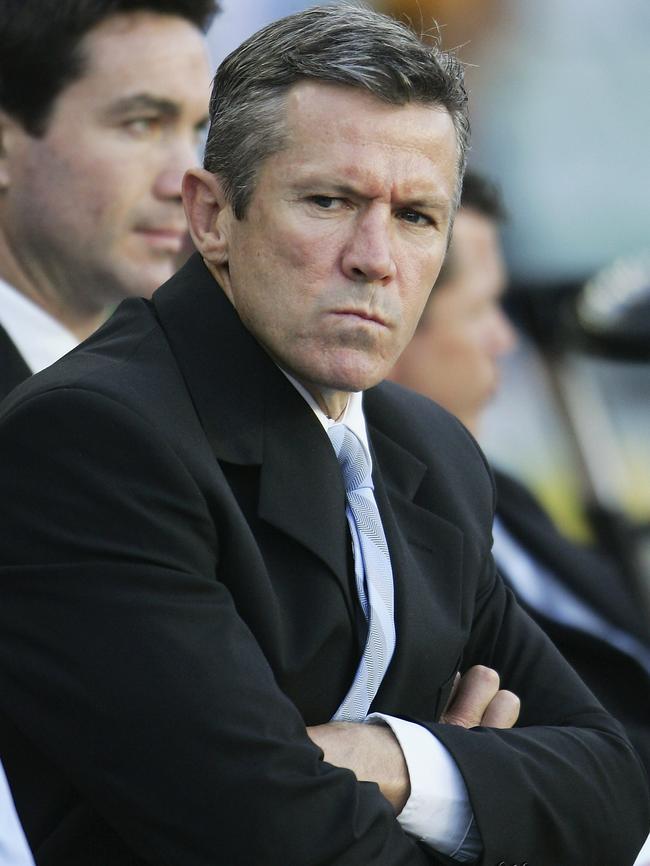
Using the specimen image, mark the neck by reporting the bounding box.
[206,258,351,421]
[2,276,105,340]
[0,240,106,340]
[304,385,349,421]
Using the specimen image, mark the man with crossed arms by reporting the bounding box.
[0,5,648,864]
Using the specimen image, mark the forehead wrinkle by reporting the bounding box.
[279,86,458,216]
[289,140,452,206]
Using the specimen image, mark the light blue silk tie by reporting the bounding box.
[328,424,396,721]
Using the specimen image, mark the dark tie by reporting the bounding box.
[328,424,396,720]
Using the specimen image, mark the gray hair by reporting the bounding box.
[203,2,470,219]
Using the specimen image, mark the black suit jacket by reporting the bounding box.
[494,468,650,774]
[0,256,648,866]
[0,323,31,402]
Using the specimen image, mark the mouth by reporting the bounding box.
[134,227,187,253]
[331,308,390,328]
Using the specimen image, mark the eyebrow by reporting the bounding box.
[295,179,451,214]
[104,94,182,119]
[402,196,452,214]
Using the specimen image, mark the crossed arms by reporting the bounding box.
[0,382,648,865]
[308,664,520,813]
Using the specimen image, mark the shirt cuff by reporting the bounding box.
[365,713,480,862]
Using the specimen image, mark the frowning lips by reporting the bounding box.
[331,307,390,327]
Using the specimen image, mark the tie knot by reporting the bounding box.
[328,424,372,494]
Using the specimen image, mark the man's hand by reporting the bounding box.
[440,665,520,729]
[306,721,411,813]
[306,666,519,815]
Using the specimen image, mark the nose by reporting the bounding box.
[341,207,397,284]
[153,136,200,202]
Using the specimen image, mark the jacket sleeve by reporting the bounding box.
[368,385,649,866]
[426,551,650,866]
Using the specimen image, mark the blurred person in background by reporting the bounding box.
[0,0,217,856]
[389,169,650,778]
[0,0,218,401]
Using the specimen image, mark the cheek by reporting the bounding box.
[411,240,448,279]
[244,238,339,313]
[68,140,145,218]
[400,255,446,313]
[284,230,340,282]
[57,157,124,227]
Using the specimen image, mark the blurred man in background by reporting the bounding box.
[0,0,218,400]
[0,0,217,857]
[389,170,650,778]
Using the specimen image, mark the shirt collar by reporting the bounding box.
[0,278,78,374]
[280,368,372,467]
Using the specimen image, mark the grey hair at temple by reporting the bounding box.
[203,2,470,219]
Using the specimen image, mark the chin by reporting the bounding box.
[129,266,175,299]
[320,366,387,395]
[275,343,392,396]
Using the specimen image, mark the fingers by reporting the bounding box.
[440,665,500,728]
[480,689,520,729]
[440,665,520,730]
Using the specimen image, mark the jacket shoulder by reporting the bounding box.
[366,379,493,480]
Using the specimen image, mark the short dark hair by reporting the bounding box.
[420,170,506,317]
[204,2,469,219]
[459,170,507,221]
[0,0,219,135]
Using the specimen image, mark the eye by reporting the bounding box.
[397,208,433,227]
[123,117,162,138]
[309,195,339,209]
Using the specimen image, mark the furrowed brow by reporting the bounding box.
[402,196,452,215]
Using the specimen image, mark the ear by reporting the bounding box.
[182,168,232,264]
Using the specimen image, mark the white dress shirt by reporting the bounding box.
[284,373,479,862]
[0,760,35,866]
[0,278,77,374]
[634,831,650,866]
[492,517,650,674]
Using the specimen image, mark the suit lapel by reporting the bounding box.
[151,254,351,598]
[366,422,465,717]
[258,397,350,584]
